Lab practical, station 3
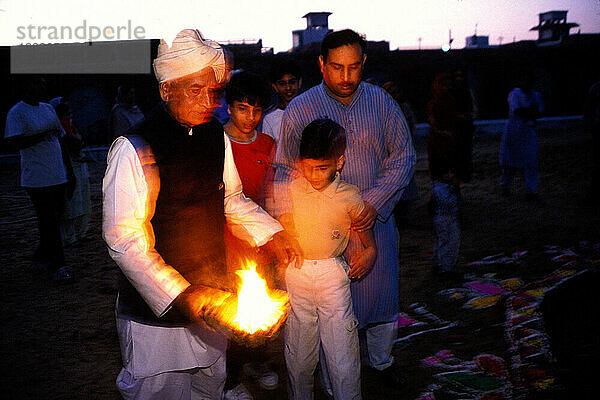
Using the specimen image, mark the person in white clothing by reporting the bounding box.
[102,29,302,400]
[499,72,544,200]
[277,118,376,400]
[4,75,74,282]
[53,100,92,246]
[262,59,302,146]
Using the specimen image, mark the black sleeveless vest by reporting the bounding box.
[118,104,227,324]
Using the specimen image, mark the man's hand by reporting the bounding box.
[351,201,377,232]
[3,131,51,152]
[173,285,288,344]
[262,230,304,269]
[226,288,290,347]
[348,247,377,280]
[173,285,234,332]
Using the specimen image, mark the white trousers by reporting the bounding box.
[284,258,361,400]
[115,313,227,400]
[116,357,226,400]
[365,321,396,370]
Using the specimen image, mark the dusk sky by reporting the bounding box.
[1,0,599,51]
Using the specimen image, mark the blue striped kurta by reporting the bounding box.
[276,82,416,327]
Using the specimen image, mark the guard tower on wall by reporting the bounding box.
[465,35,489,48]
[292,12,332,51]
[530,10,579,45]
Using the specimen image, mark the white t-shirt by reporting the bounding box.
[262,108,284,140]
[5,101,67,188]
[262,108,284,162]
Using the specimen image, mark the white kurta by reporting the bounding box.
[103,133,283,379]
[500,88,544,169]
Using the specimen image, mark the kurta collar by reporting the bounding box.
[320,81,365,109]
[160,102,210,137]
[159,103,189,135]
[300,172,341,199]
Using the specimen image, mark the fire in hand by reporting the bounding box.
[232,262,288,334]
[199,260,288,339]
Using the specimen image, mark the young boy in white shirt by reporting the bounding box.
[262,59,302,144]
[277,118,377,400]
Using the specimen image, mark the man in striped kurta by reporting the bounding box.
[275,29,415,386]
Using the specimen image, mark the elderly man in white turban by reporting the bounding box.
[102,29,302,400]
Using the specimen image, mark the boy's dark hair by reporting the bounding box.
[268,59,301,83]
[320,29,366,62]
[299,118,346,160]
[225,70,270,108]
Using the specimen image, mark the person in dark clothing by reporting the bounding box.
[102,29,302,400]
[383,81,420,228]
[452,69,475,184]
[426,73,471,278]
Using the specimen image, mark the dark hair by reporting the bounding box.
[118,82,136,92]
[516,70,535,92]
[54,103,71,119]
[299,118,346,160]
[268,58,301,83]
[225,70,270,107]
[320,29,366,62]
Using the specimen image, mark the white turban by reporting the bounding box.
[153,29,228,84]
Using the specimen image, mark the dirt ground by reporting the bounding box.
[1,125,598,399]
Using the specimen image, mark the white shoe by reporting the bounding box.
[223,384,253,400]
[243,362,278,390]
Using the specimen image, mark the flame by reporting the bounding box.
[231,261,288,334]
